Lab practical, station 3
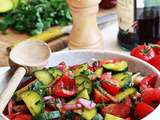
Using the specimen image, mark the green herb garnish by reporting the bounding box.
[0,0,72,35]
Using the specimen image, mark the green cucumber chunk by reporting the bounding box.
[116,87,136,102]
[95,67,103,77]
[113,73,131,88]
[34,70,54,85]
[93,113,103,120]
[75,75,88,85]
[75,75,92,93]
[21,91,43,116]
[33,111,60,120]
[47,67,63,78]
[82,108,97,120]
[105,114,122,120]
[103,61,128,72]
[0,0,13,13]
[73,63,89,76]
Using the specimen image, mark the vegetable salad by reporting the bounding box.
[4,59,160,120]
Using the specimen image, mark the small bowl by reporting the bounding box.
[0,50,159,120]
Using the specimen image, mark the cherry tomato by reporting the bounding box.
[149,55,160,71]
[131,45,156,62]
[52,75,77,97]
[11,114,32,120]
[141,88,160,108]
[92,89,110,104]
[140,73,158,91]
[100,103,130,118]
[134,102,154,119]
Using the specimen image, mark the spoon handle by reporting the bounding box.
[0,67,26,113]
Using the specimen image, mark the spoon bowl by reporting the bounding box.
[0,40,51,114]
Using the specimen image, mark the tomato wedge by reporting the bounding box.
[52,75,77,97]
[134,102,154,119]
[141,88,160,108]
[100,103,130,118]
[100,72,120,95]
[10,113,32,120]
[140,73,158,91]
[92,89,110,104]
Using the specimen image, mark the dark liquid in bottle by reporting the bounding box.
[118,6,160,51]
[138,17,160,44]
[118,29,138,51]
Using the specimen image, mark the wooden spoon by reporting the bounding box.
[0,40,51,114]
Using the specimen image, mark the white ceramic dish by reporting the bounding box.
[0,50,160,120]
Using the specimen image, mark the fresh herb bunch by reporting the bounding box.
[0,0,72,35]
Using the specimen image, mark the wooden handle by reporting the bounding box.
[0,67,26,113]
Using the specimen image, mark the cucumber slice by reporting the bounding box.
[75,75,92,93]
[68,89,90,105]
[15,80,36,101]
[113,73,131,88]
[0,0,13,13]
[73,63,89,76]
[48,67,63,78]
[93,113,103,120]
[21,91,43,116]
[82,108,97,120]
[34,70,54,85]
[116,87,136,102]
[95,67,103,77]
[33,111,60,120]
[78,89,90,100]
[75,75,88,85]
[103,61,128,72]
[105,114,122,120]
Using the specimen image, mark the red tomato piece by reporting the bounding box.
[149,55,160,71]
[100,103,130,118]
[152,46,160,55]
[100,72,120,95]
[140,73,158,91]
[124,98,132,107]
[11,114,32,120]
[124,117,131,120]
[52,75,77,97]
[131,45,156,62]
[45,107,52,112]
[134,102,154,119]
[88,66,96,71]
[141,88,160,108]
[92,89,110,104]
[101,82,120,95]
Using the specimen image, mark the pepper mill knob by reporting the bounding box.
[67,0,104,49]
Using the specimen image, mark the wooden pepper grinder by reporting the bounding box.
[67,0,104,49]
